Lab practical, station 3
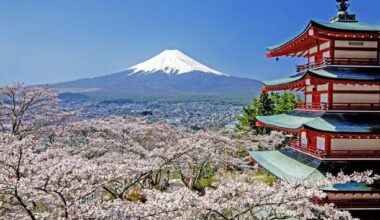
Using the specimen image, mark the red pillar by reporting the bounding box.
[328,82,333,110]
[325,135,331,156]
[330,39,335,64]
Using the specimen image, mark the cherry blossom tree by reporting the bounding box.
[0,85,375,220]
[0,83,61,138]
[239,130,288,151]
[73,173,364,220]
[0,134,44,220]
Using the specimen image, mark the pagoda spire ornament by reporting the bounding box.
[331,0,356,23]
[336,0,349,14]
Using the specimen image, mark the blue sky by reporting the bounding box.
[0,0,379,86]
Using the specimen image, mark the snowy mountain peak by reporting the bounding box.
[128,49,225,75]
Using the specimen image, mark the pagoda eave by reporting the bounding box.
[256,112,380,135]
[263,67,380,92]
[256,121,299,134]
[266,20,380,58]
[264,77,380,92]
[256,120,380,138]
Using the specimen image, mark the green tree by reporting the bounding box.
[237,92,274,134]
[236,98,259,131]
[272,92,302,114]
[237,92,301,133]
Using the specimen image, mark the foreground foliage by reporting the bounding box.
[0,83,375,219]
[237,92,302,133]
[1,117,378,219]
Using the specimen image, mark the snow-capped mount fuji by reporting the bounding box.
[55,50,262,103]
[128,49,225,76]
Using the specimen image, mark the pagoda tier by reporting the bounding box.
[322,183,380,210]
[248,149,380,180]
[256,112,380,160]
[262,66,380,111]
[267,20,380,69]
[248,149,380,210]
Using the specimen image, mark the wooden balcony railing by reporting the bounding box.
[329,150,380,158]
[288,140,326,157]
[295,102,380,111]
[296,57,380,73]
[330,103,380,111]
[332,57,380,66]
[289,140,380,159]
[328,199,380,209]
[312,196,380,209]
[294,103,328,111]
[296,59,330,73]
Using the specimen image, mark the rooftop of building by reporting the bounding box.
[267,20,380,52]
[249,148,380,180]
[263,66,380,87]
[266,0,380,58]
[256,111,380,133]
[322,182,380,193]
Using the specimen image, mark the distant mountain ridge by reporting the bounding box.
[55,50,262,104]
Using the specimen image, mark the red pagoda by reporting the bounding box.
[248,0,380,212]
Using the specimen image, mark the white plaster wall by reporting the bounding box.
[306,85,315,92]
[317,84,328,91]
[335,40,378,48]
[301,132,308,145]
[323,51,330,58]
[333,93,380,103]
[333,84,380,91]
[317,137,325,151]
[320,42,331,50]
[309,46,318,54]
[334,50,377,59]
[309,56,315,63]
[320,93,328,103]
[331,139,380,151]
[306,95,313,103]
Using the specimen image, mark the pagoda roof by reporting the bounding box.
[322,183,380,193]
[266,21,312,52]
[248,149,324,180]
[267,20,380,57]
[312,20,380,32]
[256,112,380,133]
[263,67,380,87]
[250,148,380,181]
[257,111,323,130]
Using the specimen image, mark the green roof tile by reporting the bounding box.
[267,20,380,51]
[313,20,380,32]
[250,150,380,192]
[256,111,323,130]
[249,150,324,180]
[263,67,380,86]
[305,113,380,133]
[257,112,380,133]
[309,67,380,81]
[322,182,380,192]
[263,73,306,86]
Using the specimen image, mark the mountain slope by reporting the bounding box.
[128,49,225,75]
[55,50,262,103]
